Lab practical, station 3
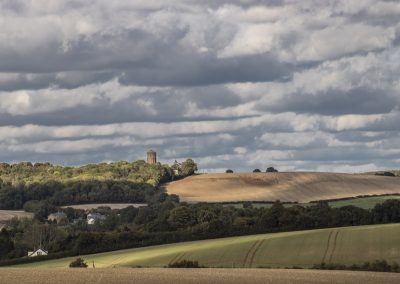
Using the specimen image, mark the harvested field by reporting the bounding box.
[0,210,33,222]
[16,224,400,269]
[166,172,400,203]
[60,203,147,210]
[1,268,400,284]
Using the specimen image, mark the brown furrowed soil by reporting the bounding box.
[1,268,400,284]
[60,203,147,210]
[166,172,400,203]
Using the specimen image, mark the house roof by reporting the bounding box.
[28,248,48,256]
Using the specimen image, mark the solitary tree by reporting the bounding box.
[181,159,198,176]
[226,169,234,173]
[253,169,261,172]
[266,167,278,172]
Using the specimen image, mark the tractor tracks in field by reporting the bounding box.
[243,239,265,268]
[168,252,186,265]
[328,231,340,263]
[321,231,333,263]
[322,230,340,264]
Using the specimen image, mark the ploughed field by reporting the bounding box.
[1,268,400,284]
[166,172,400,203]
[16,224,400,269]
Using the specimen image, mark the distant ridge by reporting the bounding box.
[166,172,400,203]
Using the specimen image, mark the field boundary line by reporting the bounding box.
[321,231,333,263]
[248,239,265,268]
[328,230,340,263]
[242,240,260,267]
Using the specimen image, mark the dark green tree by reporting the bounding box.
[181,159,198,176]
[0,228,14,259]
[168,206,194,229]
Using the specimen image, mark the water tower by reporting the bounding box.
[147,150,157,165]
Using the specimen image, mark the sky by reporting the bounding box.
[1,0,400,173]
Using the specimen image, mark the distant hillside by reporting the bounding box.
[0,160,175,210]
[166,172,400,203]
[16,224,400,268]
[0,160,173,186]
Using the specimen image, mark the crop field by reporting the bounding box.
[60,203,147,210]
[0,210,33,222]
[166,172,400,203]
[225,195,400,210]
[16,223,400,269]
[1,268,400,284]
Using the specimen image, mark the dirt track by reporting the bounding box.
[1,268,400,284]
[166,172,400,203]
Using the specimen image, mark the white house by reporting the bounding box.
[87,213,106,225]
[27,248,48,257]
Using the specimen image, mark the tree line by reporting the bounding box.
[2,199,400,264]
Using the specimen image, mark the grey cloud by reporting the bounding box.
[263,87,398,115]
[0,0,399,172]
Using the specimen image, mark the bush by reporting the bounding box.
[253,169,261,173]
[168,260,203,268]
[69,257,88,268]
[266,167,278,172]
[312,260,400,273]
[225,169,234,173]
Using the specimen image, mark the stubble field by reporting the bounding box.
[0,210,33,222]
[166,172,400,203]
[1,268,400,284]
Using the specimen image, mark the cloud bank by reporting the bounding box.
[1,0,400,172]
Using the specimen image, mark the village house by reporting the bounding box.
[27,248,48,257]
[87,213,106,225]
[47,212,68,224]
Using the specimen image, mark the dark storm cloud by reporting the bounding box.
[119,53,292,86]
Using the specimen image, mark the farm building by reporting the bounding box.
[27,248,48,257]
[47,212,68,224]
[87,213,106,225]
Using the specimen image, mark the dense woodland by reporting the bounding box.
[0,159,197,211]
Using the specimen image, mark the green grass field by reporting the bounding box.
[16,223,400,269]
[224,195,400,210]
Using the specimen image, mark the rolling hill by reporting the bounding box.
[166,172,400,203]
[16,223,400,268]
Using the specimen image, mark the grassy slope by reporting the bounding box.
[17,223,400,269]
[225,195,400,210]
[166,172,400,203]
